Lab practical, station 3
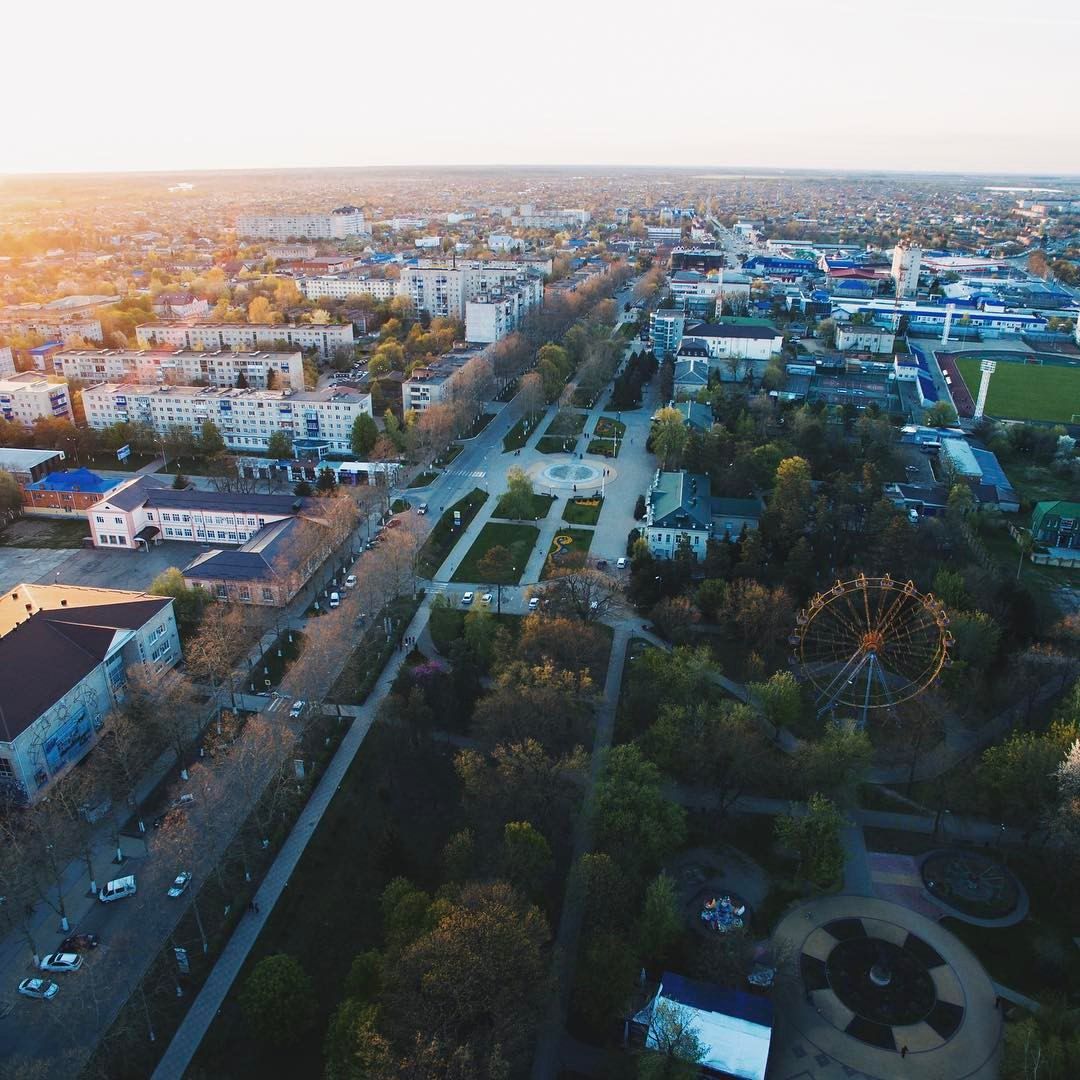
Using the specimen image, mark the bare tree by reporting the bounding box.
[535,565,621,625]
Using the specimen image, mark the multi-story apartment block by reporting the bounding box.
[0,315,103,346]
[236,206,369,241]
[55,347,306,391]
[465,277,544,343]
[0,373,73,425]
[0,583,180,803]
[401,347,486,414]
[649,309,686,360]
[400,262,544,321]
[297,276,400,302]
[82,382,372,454]
[510,209,591,228]
[891,242,922,298]
[135,322,354,360]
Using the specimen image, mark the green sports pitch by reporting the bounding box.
[954,358,1080,424]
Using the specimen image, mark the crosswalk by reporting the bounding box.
[442,468,486,480]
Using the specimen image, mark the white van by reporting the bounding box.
[329,592,340,609]
[99,875,137,903]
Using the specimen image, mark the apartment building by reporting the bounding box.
[0,584,179,803]
[509,209,591,228]
[891,242,922,298]
[82,382,372,454]
[465,277,544,343]
[401,347,486,414]
[135,321,355,360]
[400,261,544,320]
[267,244,318,260]
[0,372,73,425]
[55,347,306,390]
[0,347,14,377]
[297,275,399,302]
[0,315,103,346]
[236,206,369,240]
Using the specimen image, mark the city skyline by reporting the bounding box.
[5,0,1078,177]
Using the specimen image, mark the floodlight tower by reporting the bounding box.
[941,303,955,346]
[973,359,996,420]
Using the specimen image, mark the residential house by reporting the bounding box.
[1031,501,1079,550]
[673,357,710,398]
[644,470,762,560]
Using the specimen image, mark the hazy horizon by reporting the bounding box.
[5,0,1079,177]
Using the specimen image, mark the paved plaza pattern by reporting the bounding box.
[770,896,1002,1080]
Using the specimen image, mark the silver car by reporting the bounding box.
[39,953,82,973]
[167,871,192,898]
[18,978,58,1000]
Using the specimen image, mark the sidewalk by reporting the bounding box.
[151,594,436,1079]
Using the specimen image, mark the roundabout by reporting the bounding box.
[771,895,1001,1078]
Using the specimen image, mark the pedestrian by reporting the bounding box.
[900,1046,908,1059]
[254,900,260,914]
[248,899,256,913]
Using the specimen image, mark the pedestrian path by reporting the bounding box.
[150,594,435,1080]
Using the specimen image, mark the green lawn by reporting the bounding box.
[562,497,604,526]
[451,522,539,584]
[463,412,495,438]
[415,487,488,578]
[545,410,587,438]
[955,357,1080,424]
[541,526,594,579]
[433,443,464,467]
[0,517,89,548]
[408,470,440,488]
[327,593,424,704]
[536,435,579,454]
[594,417,626,440]
[492,492,554,521]
[502,415,542,452]
[587,438,620,458]
[246,631,305,692]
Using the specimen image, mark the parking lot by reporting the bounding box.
[0,539,197,595]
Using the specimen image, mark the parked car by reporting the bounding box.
[461,592,474,606]
[528,597,540,611]
[289,700,306,719]
[616,557,628,569]
[480,593,493,606]
[99,875,136,903]
[417,504,428,515]
[18,978,58,1001]
[344,575,356,589]
[386,518,401,529]
[167,872,192,899]
[39,953,82,973]
[60,931,99,952]
[329,592,340,608]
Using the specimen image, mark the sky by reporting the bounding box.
[4,0,1079,176]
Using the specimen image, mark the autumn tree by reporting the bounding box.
[536,565,620,624]
[652,407,689,470]
[500,465,536,520]
[239,954,317,1047]
[770,456,812,533]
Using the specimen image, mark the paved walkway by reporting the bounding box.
[530,623,632,1080]
[151,594,436,1080]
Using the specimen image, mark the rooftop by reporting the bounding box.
[83,381,370,405]
[99,476,314,518]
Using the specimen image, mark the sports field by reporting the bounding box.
[955,358,1080,424]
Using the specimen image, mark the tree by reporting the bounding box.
[500,465,536,520]
[0,469,22,516]
[475,544,514,584]
[794,720,872,804]
[652,407,689,469]
[350,413,378,458]
[536,565,620,624]
[813,317,836,348]
[247,296,273,323]
[183,601,249,695]
[775,793,845,888]
[771,456,812,533]
[501,821,553,898]
[594,745,687,881]
[265,429,293,460]
[149,567,207,636]
[925,401,958,427]
[239,954,317,1047]
[199,419,226,457]
[638,872,681,970]
[518,372,544,420]
[324,1001,396,1080]
[386,881,550,1069]
[637,999,706,1080]
[516,614,608,682]
[749,670,805,739]
[172,471,189,490]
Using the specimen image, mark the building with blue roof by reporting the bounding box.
[23,467,127,517]
[632,971,773,1080]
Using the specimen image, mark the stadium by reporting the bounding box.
[942,350,1080,424]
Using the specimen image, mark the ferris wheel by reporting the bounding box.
[790,574,953,725]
